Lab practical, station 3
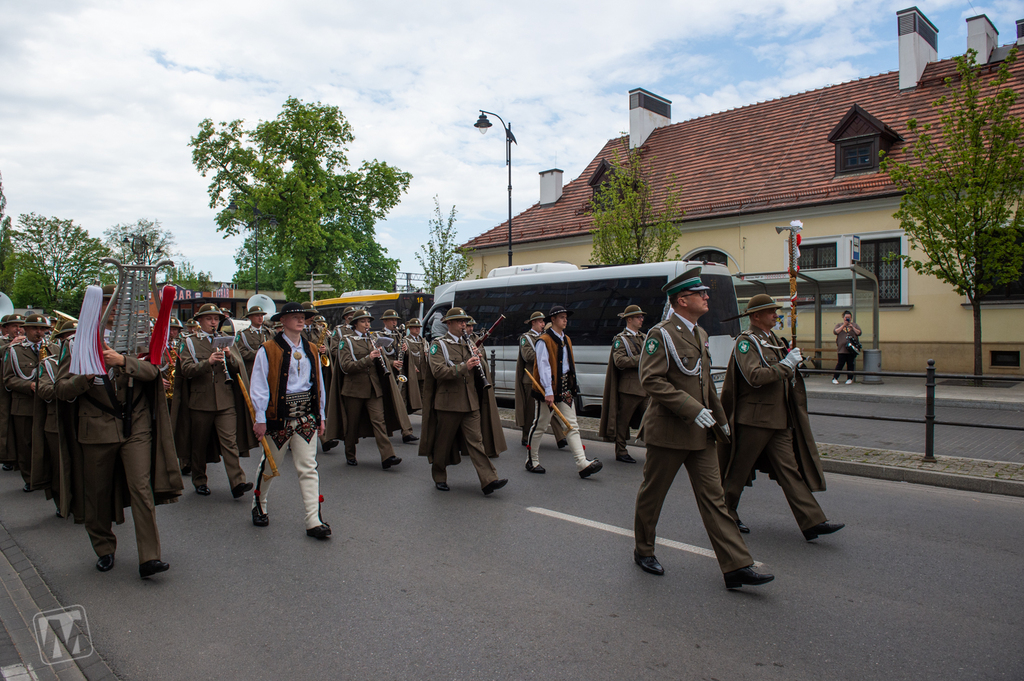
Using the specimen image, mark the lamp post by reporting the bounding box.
[474,110,517,267]
[227,198,277,294]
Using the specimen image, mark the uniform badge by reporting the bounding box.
[645,338,660,355]
[613,339,622,349]
[338,340,345,350]
[738,340,750,354]
[520,337,526,347]
[430,343,438,355]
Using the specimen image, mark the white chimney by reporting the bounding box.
[897,7,939,90]
[539,168,563,205]
[967,15,999,63]
[629,88,671,149]
[1016,19,1023,46]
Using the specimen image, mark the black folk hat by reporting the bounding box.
[545,305,573,321]
[271,302,317,322]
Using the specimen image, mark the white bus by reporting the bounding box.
[422,261,741,410]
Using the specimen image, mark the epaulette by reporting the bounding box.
[441,336,460,344]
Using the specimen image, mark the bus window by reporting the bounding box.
[566,276,667,346]
[695,273,741,338]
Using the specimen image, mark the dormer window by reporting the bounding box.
[828,105,903,175]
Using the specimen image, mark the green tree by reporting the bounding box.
[880,48,1024,377]
[189,97,411,300]
[0,172,15,293]
[415,197,472,291]
[163,260,214,292]
[10,213,109,311]
[589,145,682,265]
[103,219,177,265]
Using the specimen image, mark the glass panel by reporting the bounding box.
[861,238,901,303]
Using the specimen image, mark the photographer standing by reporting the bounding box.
[832,311,862,385]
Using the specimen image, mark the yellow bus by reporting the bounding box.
[315,290,433,331]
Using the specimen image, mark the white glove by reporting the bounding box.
[694,408,716,429]
[780,347,803,370]
[720,423,730,437]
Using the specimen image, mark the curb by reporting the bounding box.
[803,388,1024,412]
[0,520,118,681]
[499,418,1024,498]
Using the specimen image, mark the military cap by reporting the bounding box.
[406,318,422,328]
[524,311,546,324]
[617,305,646,318]
[380,309,400,320]
[55,320,78,337]
[442,307,472,322]
[195,303,222,318]
[348,309,373,323]
[739,294,783,317]
[341,306,357,317]
[2,314,25,326]
[663,267,709,296]
[169,317,183,329]
[21,313,50,328]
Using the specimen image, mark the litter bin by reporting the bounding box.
[861,348,882,384]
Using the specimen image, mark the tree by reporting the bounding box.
[189,97,411,299]
[163,260,214,293]
[103,219,178,265]
[0,172,15,293]
[415,197,472,291]
[10,213,109,311]
[589,145,682,265]
[880,48,1024,377]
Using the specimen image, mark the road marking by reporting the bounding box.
[1,663,39,681]
[526,507,762,567]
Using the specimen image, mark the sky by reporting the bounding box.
[2,0,1022,287]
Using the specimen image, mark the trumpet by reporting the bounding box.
[164,345,177,400]
[463,331,491,389]
[395,340,408,383]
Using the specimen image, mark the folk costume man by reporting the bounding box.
[718,294,844,541]
[235,305,274,379]
[336,309,408,468]
[0,314,26,472]
[54,295,183,578]
[178,303,254,498]
[599,305,648,464]
[249,303,331,539]
[378,309,417,444]
[418,308,507,495]
[515,311,566,448]
[526,305,602,479]
[3,313,50,491]
[633,268,773,589]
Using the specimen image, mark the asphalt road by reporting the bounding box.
[1,426,1022,681]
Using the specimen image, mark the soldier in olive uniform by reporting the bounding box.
[32,320,76,514]
[0,314,26,472]
[337,309,407,468]
[599,305,648,464]
[3,313,50,490]
[399,318,426,413]
[378,309,417,443]
[719,294,844,541]
[235,305,274,379]
[178,303,253,498]
[633,268,773,589]
[514,311,566,448]
[418,308,507,494]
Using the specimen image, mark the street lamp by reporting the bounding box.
[474,110,517,267]
[227,199,278,294]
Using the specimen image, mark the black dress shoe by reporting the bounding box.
[557,438,568,449]
[194,485,211,496]
[482,478,508,496]
[22,483,32,493]
[95,554,115,572]
[402,434,419,443]
[579,459,603,479]
[139,560,170,579]
[724,566,774,589]
[803,520,845,541]
[633,550,664,576]
[252,506,269,527]
[525,460,545,474]
[381,456,402,470]
[306,524,332,540]
[346,457,358,466]
[231,482,253,499]
[736,518,750,534]
[435,482,450,492]
[616,453,637,464]
[322,439,340,452]
[1,464,13,471]
[180,465,191,476]
[521,439,529,447]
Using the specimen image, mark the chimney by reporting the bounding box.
[539,168,563,205]
[629,88,671,149]
[897,7,938,90]
[1017,19,1023,46]
[967,15,999,63]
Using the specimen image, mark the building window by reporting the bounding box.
[689,249,728,265]
[842,143,874,170]
[798,242,837,304]
[991,350,1020,368]
[860,237,902,304]
[828,105,902,176]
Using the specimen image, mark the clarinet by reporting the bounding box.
[463,331,491,389]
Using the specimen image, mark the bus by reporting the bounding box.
[316,290,433,332]
[422,261,741,410]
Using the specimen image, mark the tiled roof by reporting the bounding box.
[465,55,1024,250]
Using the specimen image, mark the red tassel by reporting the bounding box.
[254,489,260,497]
[318,494,324,503]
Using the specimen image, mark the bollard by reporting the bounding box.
[923,359,936,462]
[490,350,496,379]
[861,348,883,384]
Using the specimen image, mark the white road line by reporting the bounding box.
[526,506,763,566]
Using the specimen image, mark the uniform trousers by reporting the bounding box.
[12,415,33,485]
[43,430,61,504]
[81,430,161,563]
[189,408,245,489]
[430,410,498,488]
[252,421,323,530]
[635,440,752,574]
[723,425,826,531]
[343,395,396,461]
[613,394,646,457]
[519,382,565,443]
[527,399,588,471]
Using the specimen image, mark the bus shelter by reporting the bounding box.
[732,266,879,367]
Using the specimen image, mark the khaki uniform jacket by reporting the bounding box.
[638,319,728,450]
[426,336,479,412]
[30,355,62,500]
[179,334,239,412]
[599,329,648,441]
[338,334,384,398]
[324,333,410,441]
[4,341,40,417]
[514,330,541,428]
[235,326,274,377]
[717,328,825,492]
[0,339,15,465]
[402,335,427,411]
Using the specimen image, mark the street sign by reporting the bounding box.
[294,280,324,286]
[851,235,861,263]
[297,284,335,291]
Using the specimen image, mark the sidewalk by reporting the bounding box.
[800,373,1024,410]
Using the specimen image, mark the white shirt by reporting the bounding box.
[534,329,570,397]
[250,334,326,424]
[673,312,697,335]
